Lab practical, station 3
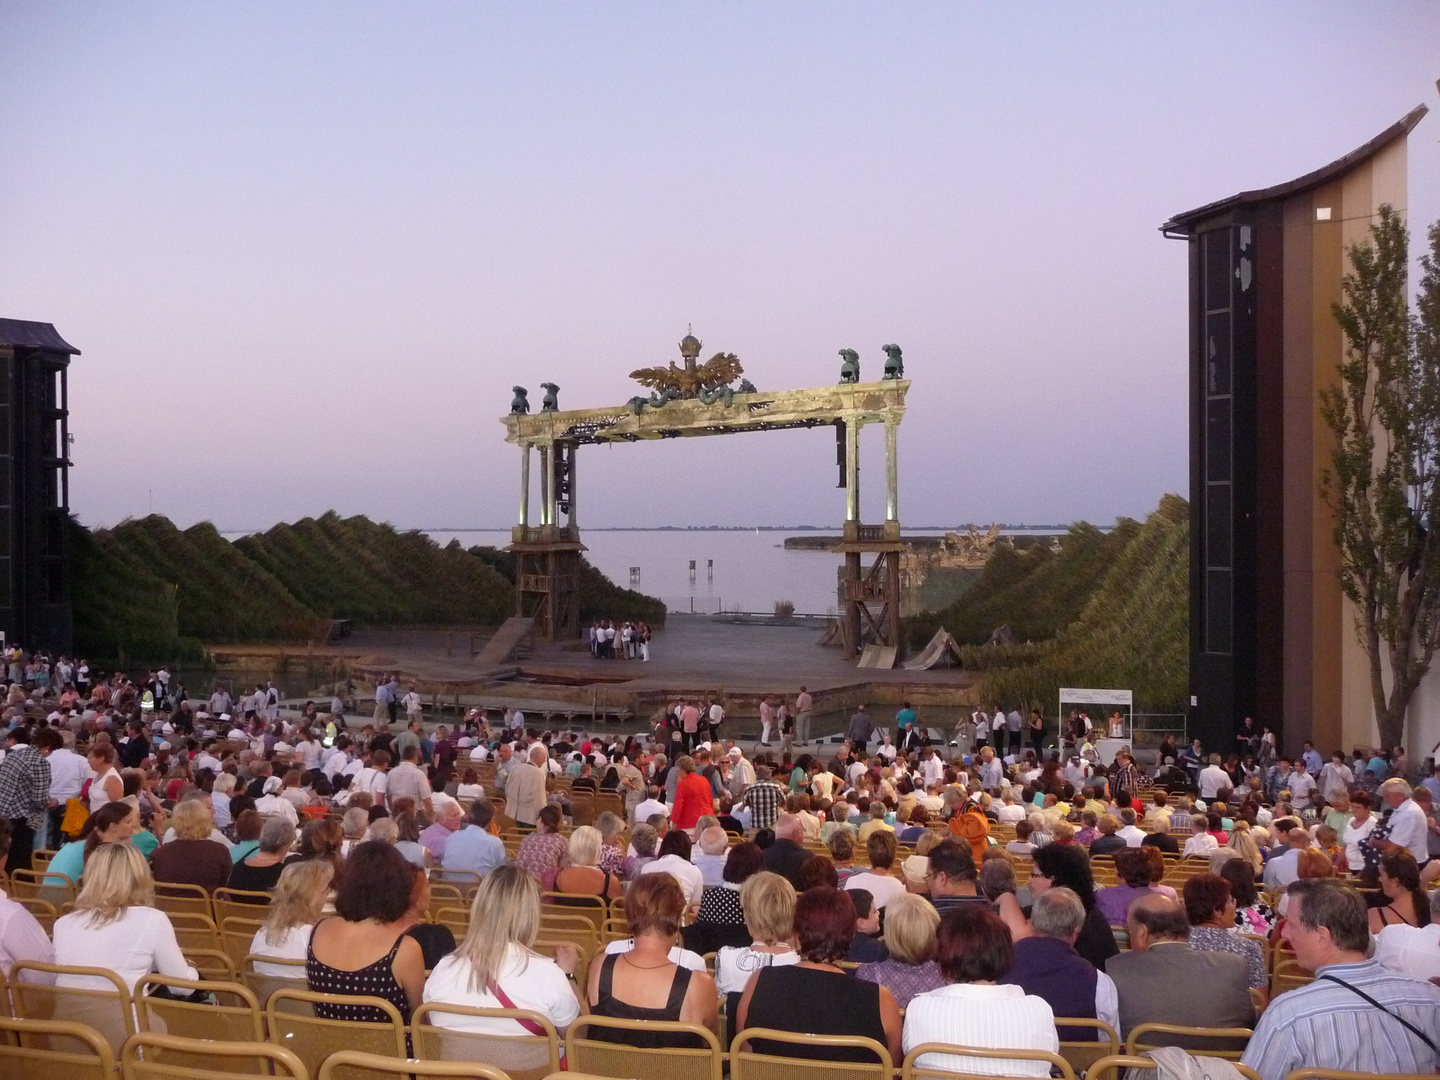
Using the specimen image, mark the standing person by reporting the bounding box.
[847,704,873,750]
[973,709,989,751]
[1028,709,1045,755]
[896,701,918,752]
[507,744,549,831]
[794,686,813,748]
[1006,707,1023,758]
[0,728,59,872]
[679,700,702,756]
[706,698,724,744]
[373,679,391,725]
[758,697,775,748]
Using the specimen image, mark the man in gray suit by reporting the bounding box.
[1107,894,1255,1052]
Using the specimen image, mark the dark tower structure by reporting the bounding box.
[0,320,78,653]
[1160,106,1425,755]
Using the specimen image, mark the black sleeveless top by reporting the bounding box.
[306,928,412,1023]
[745,965,887,1062]
[588,953,705,1048]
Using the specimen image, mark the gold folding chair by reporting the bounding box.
[13,896,58,935]
[567,1016,723,1080]
[220,917,266,969]
[734,1027,892,1080]
[1271,959,1313,998]
[182,948,239,983]
[11,961,136,1054]
[1052,1016,1119,1074]
[134,974,264,1057]
[119,1031,307,1080]
[30,850,57,873]
[432,905,470,938]
[1126,1023,1254,1060]
[9,868,75,907]
[0,1014,116,1080]
[430,869,482,895]
[412,1002,561,1080]
[211,888,273,924]
[901,1042,1075,1080]
[1089,1055,1261,1080]
[426,883,467,920]
[265,988,407,1080]
[153,882,214,921]
[599,917,629,944]
[536,913,601,953]
[1282,1070,1440,1080]
[319,1051,511,1080]
[240,954,308,1008]
[168,912,223,953]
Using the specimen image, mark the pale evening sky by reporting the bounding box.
[2,4,1437,531]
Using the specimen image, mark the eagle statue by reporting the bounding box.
[629,350,744,399]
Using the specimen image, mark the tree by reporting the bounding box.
[1320,206,1440,751]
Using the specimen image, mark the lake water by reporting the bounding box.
[428,529,962,616]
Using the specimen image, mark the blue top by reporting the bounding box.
[230,840,261,864]
[441,825,506,876]
[45,834,155,885]
[896,708,917,731]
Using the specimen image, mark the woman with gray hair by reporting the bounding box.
[340,806,369,856]
[978,854,1017,901]
[622,822,659,879]
[227,815,296,896]
[595,811,626,874]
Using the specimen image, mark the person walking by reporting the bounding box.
[846,705,873,750]
[794,687,813,747]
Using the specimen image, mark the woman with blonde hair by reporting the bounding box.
[422,863,583,1036]
[250,860,334,976]
[53,842,197,992]
[715,871,799,1003]
[554,825,624,900]
[1226,820,1264,871]
[152,797,232,893]
[856,892,944,1007]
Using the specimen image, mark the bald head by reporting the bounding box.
[774,813,803,842]
[1127,893,1189,947]
[1289,828,1311,849]
[529,743,548,765]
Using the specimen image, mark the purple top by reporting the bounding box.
[855,958,945,1008]
[1093,884,1163,927]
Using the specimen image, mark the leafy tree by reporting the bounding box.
[1320,206,1440,751]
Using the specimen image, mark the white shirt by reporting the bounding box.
[255,793,299,827]
[714,945,799,994]
[1198,765,1231,800]
[639,854,705,904]
[692,852,728,888]
[903,982,1059,1076]
[46,748,90,802]
[1373,922,1440,982]
[162,826,233,849]
[1344,814,1377,871]
[54,906,197,993]
[996,803,1026,824]
[0,890,56,979]
[248,923,314,977]
[1183,832,1219,858]
[844,871,907,909]
[89,767,122,812]
[423,944,580,1034]
[603,939,706,971]
[1117,825,1147,848]
[633,797,668,825]
[1386,799,1430,864]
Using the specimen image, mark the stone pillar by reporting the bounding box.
[518,444,531,527]
[538,444,552,527]
[845,416,861,522]
[567,445,577,528]
[884,417,899,523]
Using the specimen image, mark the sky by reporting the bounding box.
[2,4,1437,531]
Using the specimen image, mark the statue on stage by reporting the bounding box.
[510,386,530,414]
[882,343,904,380]
[839,348,860,383]
[628,329,747,403]
[540,383,560,411]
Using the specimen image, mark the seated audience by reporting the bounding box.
[422,863,583,1042]
[684,841,763,954]
[585,873,719,1046]
[621,822,659,879]
[307,840,427,1021]
[45,801,143,886]
[514,805,568,890]
[1001,887,1119,1041]
[228,816,296,896]
[1088,815,1126,857]
[737,886,902,1062]
[639,829,705,904]
[857,892,943,1008]
[760,813,810,889]
[53,842,198,993]
[1027,843,1118,970]
[978,852,1017,903]
[1368,851,1431,932]
[827,829,862,881]
[846,889,888,962]
[692,826,730,887]
[442,799,506,878]
[1108,893,1254,1048]
[402,868,456,969]
[716,871,799,1041]
[1220,856,1275,935]
[229,808,263,862]
[845,831,907,910]
[1094,848,1167,927]
[903,906,1059,1076]
[291,817,346,877]
[150,798,231,894]
[0,820,55,976]
[1183,874,1267,992]
[251,860,334,976]
[554,825,625,901]
[392,810,430,869]
[1242,879,1440,1080]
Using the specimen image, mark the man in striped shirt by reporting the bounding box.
[1242,879,1440,1080]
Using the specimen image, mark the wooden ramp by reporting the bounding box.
[856,644,897,669]
[903,628,964,670]
[816,621,841,646]
[475,616,535,667]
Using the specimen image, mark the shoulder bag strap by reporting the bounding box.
[1319,974,1438,1053]
[486,979,549,1036]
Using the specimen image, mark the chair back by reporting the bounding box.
[732,1027,891,1080]
[153,883,214,920]
[212,888,273,923]
[220,916,266,968]
[432,905,471,937]
[167,911,222,953]
[11,961,135,1054]
[0,1015,116,1080]
[119,1032,307,1080]
[901,1042,1076,1080]
[540,893,605,932]
[1282,1071,1440,1080]
[182,947,239,983]
[240,954,308,1007]
[1088,1054,1262,1080]
[319,1050,512,1080]
[10,868,75,906]
[1271,958,1314,997]
[134,974,264,1060]
[12,896,58,934]
[412,1002,561,1080]
[427,883,467,919]
[567,1016,723,1080]
[1052,1017,1120,1073]
[264,988,407,1079]
[1125,1023,1254,1060]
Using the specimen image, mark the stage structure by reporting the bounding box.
[501,332,910,655]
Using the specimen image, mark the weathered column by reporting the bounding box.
[845,415,861,522]
[567,445,577,528]
[518,444,531,527]
[884,416,899,523]
[538,444,552,527]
